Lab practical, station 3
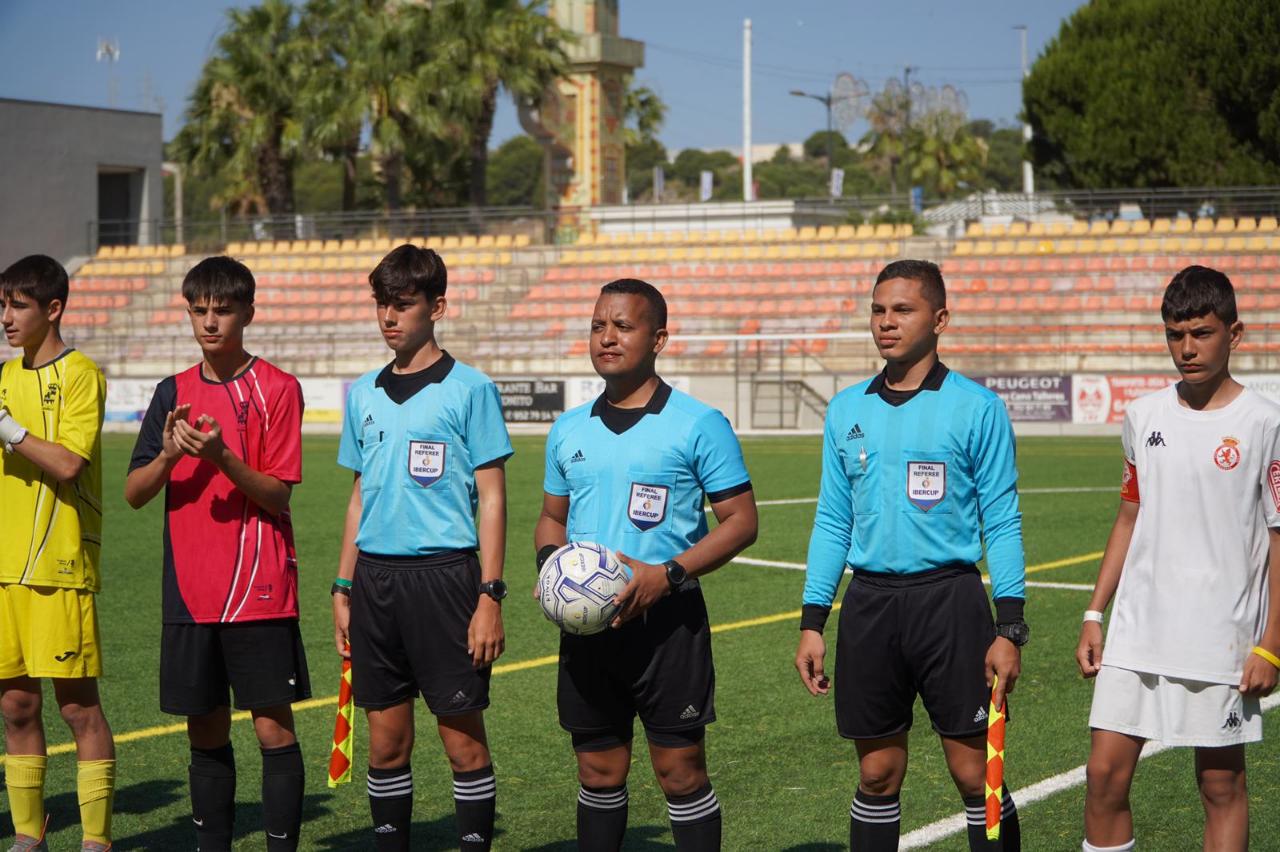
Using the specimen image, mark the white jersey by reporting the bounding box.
[1104,384,1280,684]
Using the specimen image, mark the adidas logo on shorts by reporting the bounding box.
[461,833,485,843]
[679,705,700,720]
[973,706,988,723]
[451,690,469,704]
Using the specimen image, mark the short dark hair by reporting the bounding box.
[600,278,667,329]
[182,256,256,305]
[874,259,946,310]
[369,244,448,303]
[1161,265,1237,325]
[1,255,69,308]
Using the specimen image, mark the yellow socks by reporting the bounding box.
[4,754,48,839]
[77,759,116,844]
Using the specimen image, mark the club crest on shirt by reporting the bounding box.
[407,440,446,487]
[628,482,669,531]
[906,461,946,511]
[1268,460,1280,511]
[1214,437,1241,471]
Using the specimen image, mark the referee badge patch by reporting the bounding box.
[407,440,447,487]
[628,482,669,531]
[906,461,946,511]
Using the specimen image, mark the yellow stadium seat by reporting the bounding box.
[1088,221,1109,236]
[1182,236,1205,252]
[816,225,836,241]
[873,224,896,240]
[780,227,799,242]
[514,234,531,248]
[304,240,323,253]
[966,222,985,238]
[987,223,1010,238]
[108,246,127,259]
[764,245,782,259]
[896,223,914,238]
[321,240,342,253]
[1130,219,1151,235]
[797,226,819,242]
[858,242,884,258]
[1204,236,1226,252]
[95,245,112,258]
[855,224,876,240]
[1258,216,1278,232]
[781,245,802,260]
[954,241,974,256]
[337,239,357,252]
[149,261,165,275]
[1172,218,1193,234]
[1035,240,1055,254]
[1047,222,1069,237]
[437,236,459,250]
[372,238,393,252]
[1068,221,1089,237]
[1151,218,1172,234]
[1160,237,1183,253]
[799,244,821,260]
[726,246,746,261]
[1226,236,1246,252]
[474,252,495,265]
[1235,218,1256,234]
[689,247,710,262]
[1193,218,1214,234]
[994,240,1016,255]
[836,225,855,240]
[1246,236,1269,251]
[575,232,596,246]
[355,239,375,252]
[477,235,496,249]
[167,244,187,258]
[303,257,324,271]
[1007,222,1028,238]
[818,244,839,259]
[1027,222,1047,237]
[743,245,766,261]
[671,247,690,262]
[138,245,158,259]
[1014,239,1035,255]
[1117,238,1139,253]
[493,234,513,249]
[1053,239,1077,254]
[1109,220,1131,236]
[1098,238,1118,253]
[1077,238,1100,253]
[973,240,996,255]
[497,252,512,265]
[1213,218,1235,234]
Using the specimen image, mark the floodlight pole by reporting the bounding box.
[789,89,835,191]
[743,19,754,201]
[1015,25,1034,195]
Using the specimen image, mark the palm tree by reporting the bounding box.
[430,0,569,208]
[177,0,304,215]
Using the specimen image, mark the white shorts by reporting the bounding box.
[1089,665,1261,747]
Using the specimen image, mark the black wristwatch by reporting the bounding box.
[479,579,508,602]
[663,559,688,590]
[996,621,1030,647]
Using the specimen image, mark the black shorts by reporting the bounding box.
[160,619,311,716]
[558,583,715,750]
[834,564,996,740]
[349,550,490,715]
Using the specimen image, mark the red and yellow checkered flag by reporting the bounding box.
[984,676,1006,841]
[327,655,354,788]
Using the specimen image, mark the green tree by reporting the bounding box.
[429,0,569,209]
[624,84,667,149]
[625,138,668,202]
[968,120,1025,192]
[174,0,305,215]
[1024,0,1280,187]
[861,85,910,195]
[486,135,544,207]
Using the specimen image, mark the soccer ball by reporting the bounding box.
[538,541,631,636]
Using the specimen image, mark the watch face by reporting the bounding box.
[484,580,508,601]
[664,560,687,585]
[1000,622,1030,646]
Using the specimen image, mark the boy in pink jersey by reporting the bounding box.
[1076,265,1280,852]
[125,256,308,851]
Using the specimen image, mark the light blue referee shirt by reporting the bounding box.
[338,353,513,556]
[544,381,752,565]
[804,362,1026,609]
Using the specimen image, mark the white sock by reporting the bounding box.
[1083,839,1135,852]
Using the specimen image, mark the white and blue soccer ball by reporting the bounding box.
[538,541,632,635]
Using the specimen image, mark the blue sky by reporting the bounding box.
[0,0,1083,151]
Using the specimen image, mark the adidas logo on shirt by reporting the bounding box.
[570,449,586,463]
[973,706,988,723]
[679,705,700,720]
[363,414,375,426]
[846,424,865,441]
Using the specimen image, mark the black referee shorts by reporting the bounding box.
[349,550,490,715]
[834,564,996,740]
[558,582,715,750]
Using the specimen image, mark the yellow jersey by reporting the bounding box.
[0,349,105,591]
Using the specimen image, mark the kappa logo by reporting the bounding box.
[570,449,586,463]
[54,650,78,662]
[1223,711,1242,731]
[846,423,865,441]
[679,705,700,720]
[1146,430,1166,448]
[973,706,988,724]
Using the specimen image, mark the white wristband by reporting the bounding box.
[1083,610,1104,624]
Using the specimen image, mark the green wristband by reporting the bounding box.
[334,577,353,589]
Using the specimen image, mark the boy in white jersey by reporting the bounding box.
[1076,265,1280,852]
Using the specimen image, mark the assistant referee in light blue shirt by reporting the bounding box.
[535,278,758,852]
[796,260,1028,852]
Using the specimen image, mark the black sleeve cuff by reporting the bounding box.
[800,604,832,633]
[536,544,559,572]
[994,597,1025,625]
[706,480,753,504]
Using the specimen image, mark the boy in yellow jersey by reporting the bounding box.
[0,255,115,852]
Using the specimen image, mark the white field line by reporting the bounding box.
[901,693,1280,849]
[732,556,1092,592]
[727,486,1113,512]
